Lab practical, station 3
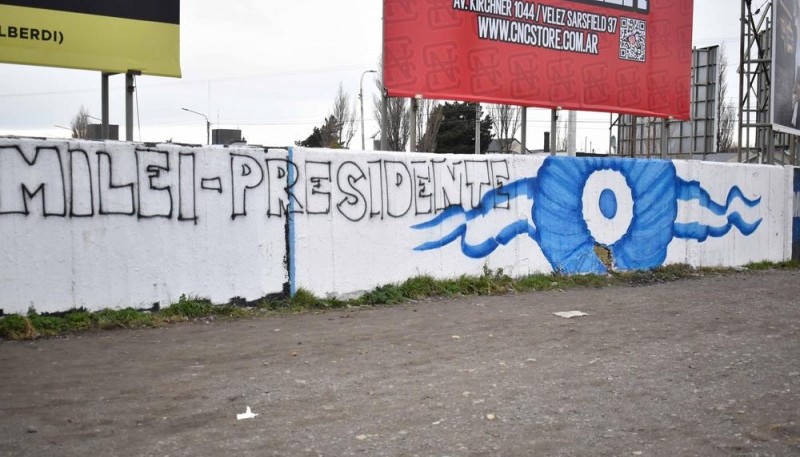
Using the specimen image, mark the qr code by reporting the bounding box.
[619,17,646,62]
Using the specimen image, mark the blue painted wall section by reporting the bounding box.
[793,168,800,260]
[413,157,764,274]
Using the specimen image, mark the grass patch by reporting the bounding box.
[746,260,800,270]
[160,295,215,319]
[1,261,798,341]
[0,315,37,340]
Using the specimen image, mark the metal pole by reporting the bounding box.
[660,118,669,159]
[380,88,388,150]
[409,97,418,152]
[125,72,134,141]
[520,106,527,154]
[609,113,613,154]
[182,108,210,145]
[101,72,110,140]
[631,116,638,158]
[738,0,746,162]
[767,129,774,164]
[359,70,377,150]
[550,108,558,156]
[380,0,387,151]
[475,103,480,154]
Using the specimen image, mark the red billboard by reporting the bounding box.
[383,0,694,119]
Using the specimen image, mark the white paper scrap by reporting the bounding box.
[236,406,258,420]
[552,311,588,319]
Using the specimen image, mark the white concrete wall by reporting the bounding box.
[289,147,793,297]
[290,147,548,297]
[0,139,288,313]
[0,139,794,314]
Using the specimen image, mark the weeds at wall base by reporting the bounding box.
[1,262,797,341]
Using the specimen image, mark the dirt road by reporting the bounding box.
[1,270,799,456]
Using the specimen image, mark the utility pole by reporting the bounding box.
[182,108,211,145]
[359,70,377,150]
[567,110,577,156]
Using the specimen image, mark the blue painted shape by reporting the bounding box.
[794,169,800,244]
[411,156,764,275]
[674,212,762,242]
[413,220,538,259]
[795,168,800,193]
[534,157,678,273]
[412,178,538,257]
[411,177,537,230]
[677,179,761,215]
[599,188,617,219]
[794,218,800,244]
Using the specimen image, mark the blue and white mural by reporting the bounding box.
[413,157,763,274]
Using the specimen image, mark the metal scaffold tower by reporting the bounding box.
[738,0,799,164]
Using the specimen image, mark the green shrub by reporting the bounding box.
[0,315,36,340]
[161,295,214,318]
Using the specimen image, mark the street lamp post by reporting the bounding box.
[359,70,377,150]
[181,107,211,145]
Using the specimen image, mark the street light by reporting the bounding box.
[181,107,210,145]
[359,70,377,150]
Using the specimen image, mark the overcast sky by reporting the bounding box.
[0,0,741,152]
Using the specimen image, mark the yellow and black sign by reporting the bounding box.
[0,0,180,77]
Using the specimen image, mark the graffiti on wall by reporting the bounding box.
[0,143,518,225]
[0,139,794,314]
[0,144,301,222]
[412,157,764,274]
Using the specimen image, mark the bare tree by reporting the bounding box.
[717,46,737,152]
[332,83,356,148]
[415,99,444,152]
[373,57,409,151]
[70,105,90,139]
[489,104,521,153]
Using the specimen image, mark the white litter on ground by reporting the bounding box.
[552,311,588,319]
[236,406,258,420]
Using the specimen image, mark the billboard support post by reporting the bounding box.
[125,72,134,142]
[101,72,111,140]
[520,107,527,154]
[380,88,388,151]
[660,118,668,159]
[409,97,418,152]
[475,104,480,154]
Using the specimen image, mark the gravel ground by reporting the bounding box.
[1,270,799,457]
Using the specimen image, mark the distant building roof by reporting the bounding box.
[487,138,530,154]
